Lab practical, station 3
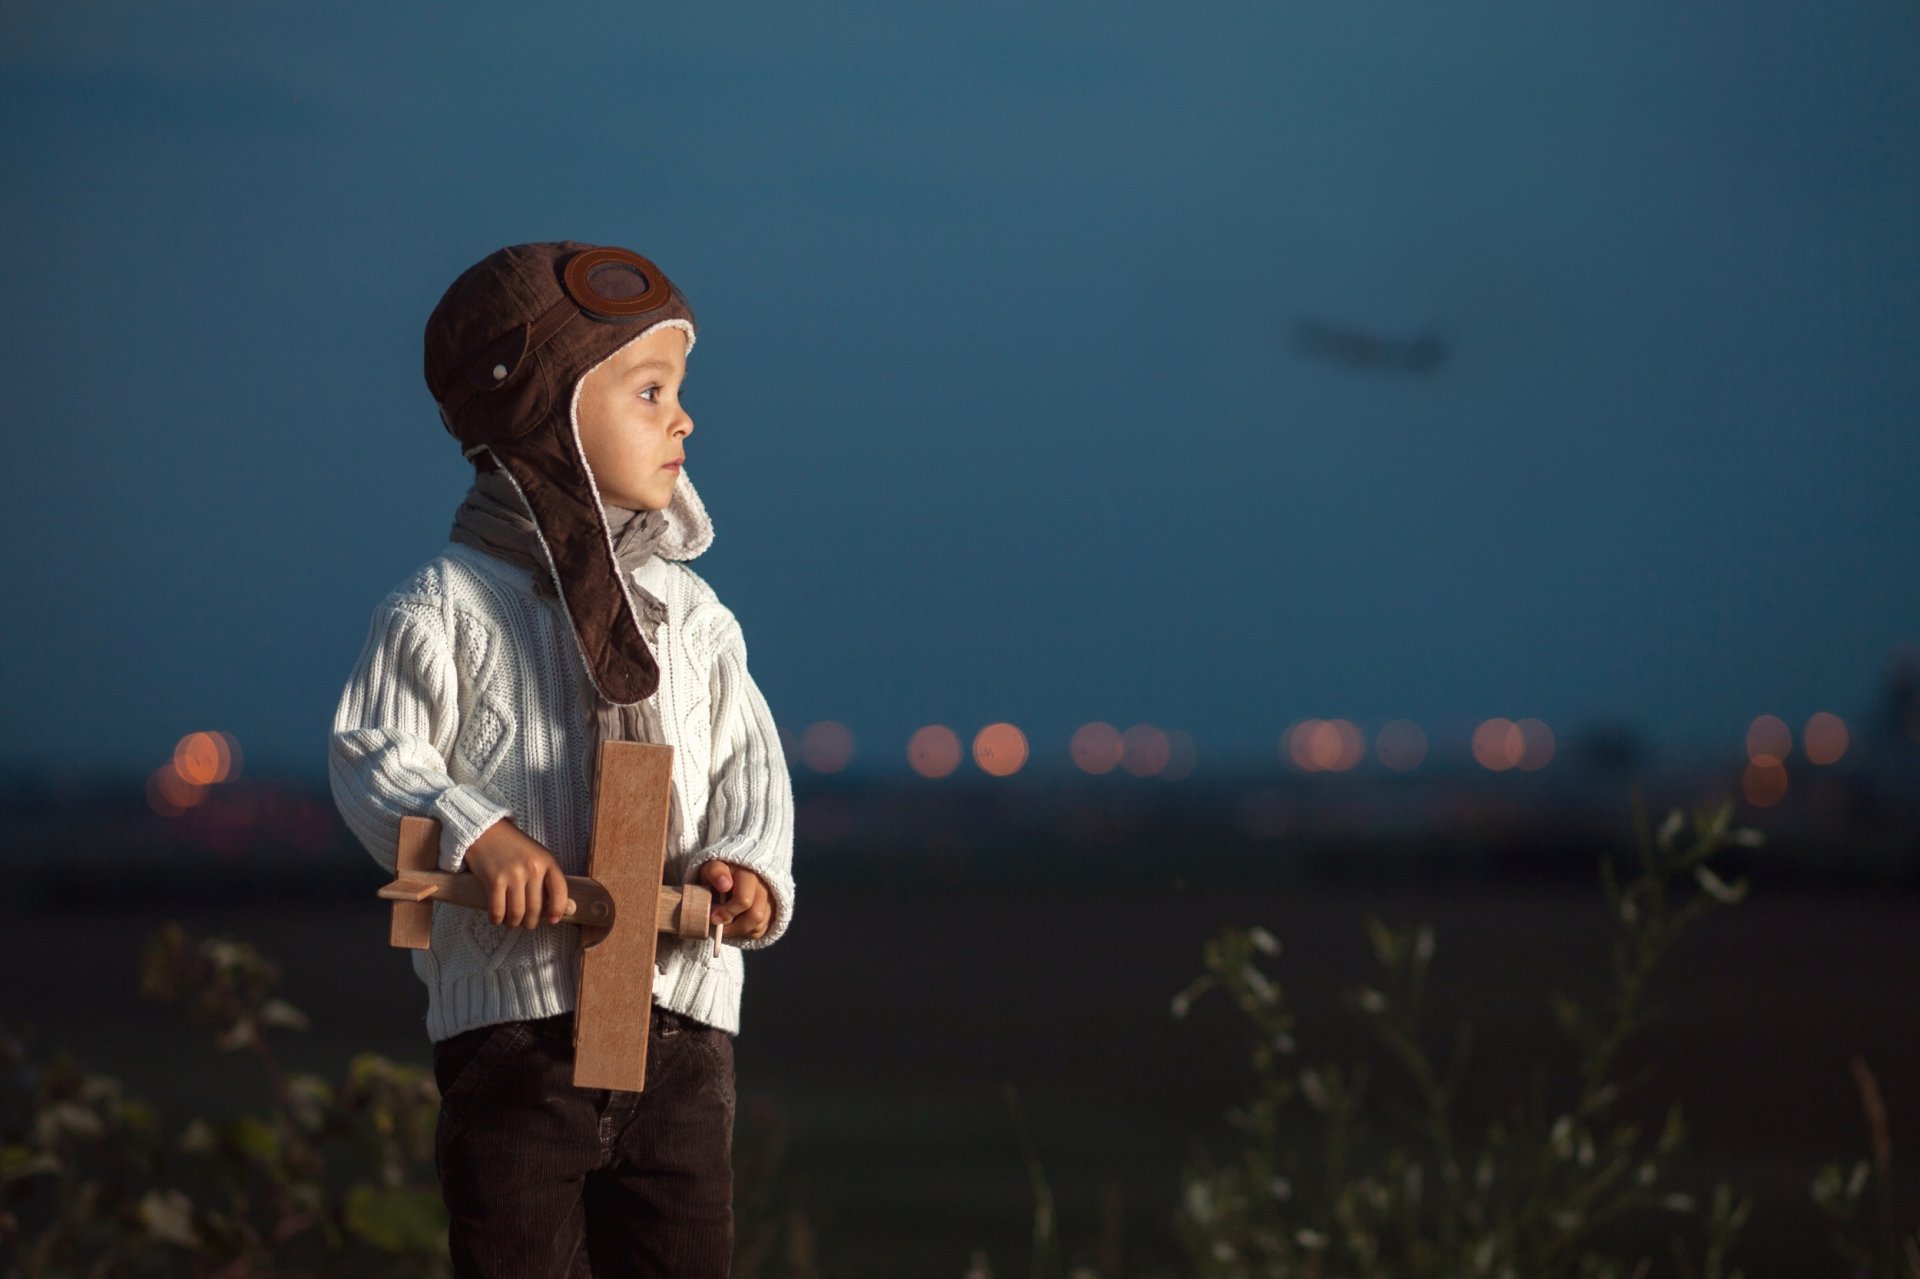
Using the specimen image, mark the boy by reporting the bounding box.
[328,241,795,1278]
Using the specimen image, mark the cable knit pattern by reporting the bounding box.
[329,539,794,1042]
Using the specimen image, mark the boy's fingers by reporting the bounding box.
[523,871,543,930]
[489,875,509,927]
[505,877,527,928]
[545,864,569,924]
[713,878,760,925]
[700,861,734,895]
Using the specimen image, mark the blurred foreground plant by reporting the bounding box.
[1170,793,1761,1279]
[1809,1056,1920,1278]
[4,924,817,1279]
[1,923,446,1278]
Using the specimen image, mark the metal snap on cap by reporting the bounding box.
[492,364,508,380]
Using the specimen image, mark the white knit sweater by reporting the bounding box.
[327,499,794,1042]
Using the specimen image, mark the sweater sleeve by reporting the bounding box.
[328,598,514,875]
[688,611,796,950]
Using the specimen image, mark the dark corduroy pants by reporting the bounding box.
[433,1006,735,1278]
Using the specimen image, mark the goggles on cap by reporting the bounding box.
[438,246,678,426]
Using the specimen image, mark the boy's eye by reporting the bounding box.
[639,385,660,403]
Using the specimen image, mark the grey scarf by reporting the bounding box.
[448,466,674,805]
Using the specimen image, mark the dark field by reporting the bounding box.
[5,866,1917,1277]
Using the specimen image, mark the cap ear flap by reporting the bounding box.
[449,325,551,444]
[486,429,661,706]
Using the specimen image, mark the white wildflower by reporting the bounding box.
[1247,926,1281,955]
[1845,1159,1870,1198]
[137,1188,201,1249]
[215,1019,257,1052]
[1170,976,1213,1020]
[259,999,310,1031]
[40,1102,103,1139]
[1656,809,1685,850]
[178,1119,216,1153]
[1548,1115,1574,1158]
[201,939,248,968]
[1269,1176,1292,1202]
[1692,864,1747,904]
[1242,965,1278,1005]
[1294,1228,1328,1250]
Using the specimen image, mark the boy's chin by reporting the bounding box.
[605,484,672,513]
[633,479,676,512]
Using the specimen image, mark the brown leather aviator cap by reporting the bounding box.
[424,241,697,705]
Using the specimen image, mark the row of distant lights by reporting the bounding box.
[792,716,1549,778]
[794,711,1855,795]
[148,731,243,816]
[1742,712,1849,807]
[787,718,1536,775]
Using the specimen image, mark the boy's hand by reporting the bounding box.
[698,861,772,941]
[462,818,570,929]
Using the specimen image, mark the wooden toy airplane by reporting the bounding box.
[376,740,711,1093]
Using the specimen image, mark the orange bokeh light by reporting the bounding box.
[907,724,962,779]
[1472,718,1525,771]
[799,721,855,773]
[1743,756,1788,807]
[173,731,231,785]
[1746,715,1791,763]
[1286,719,1364,772]
[147,764,207,817]
[1803,712,1849,766]
[972,722,1028,777]
[1070,722,1124,775]
[1375,719,1427,772]
[1515,718,1555,771]
[1119,724,1171,777]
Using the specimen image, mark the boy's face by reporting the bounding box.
[575,323,693,512]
